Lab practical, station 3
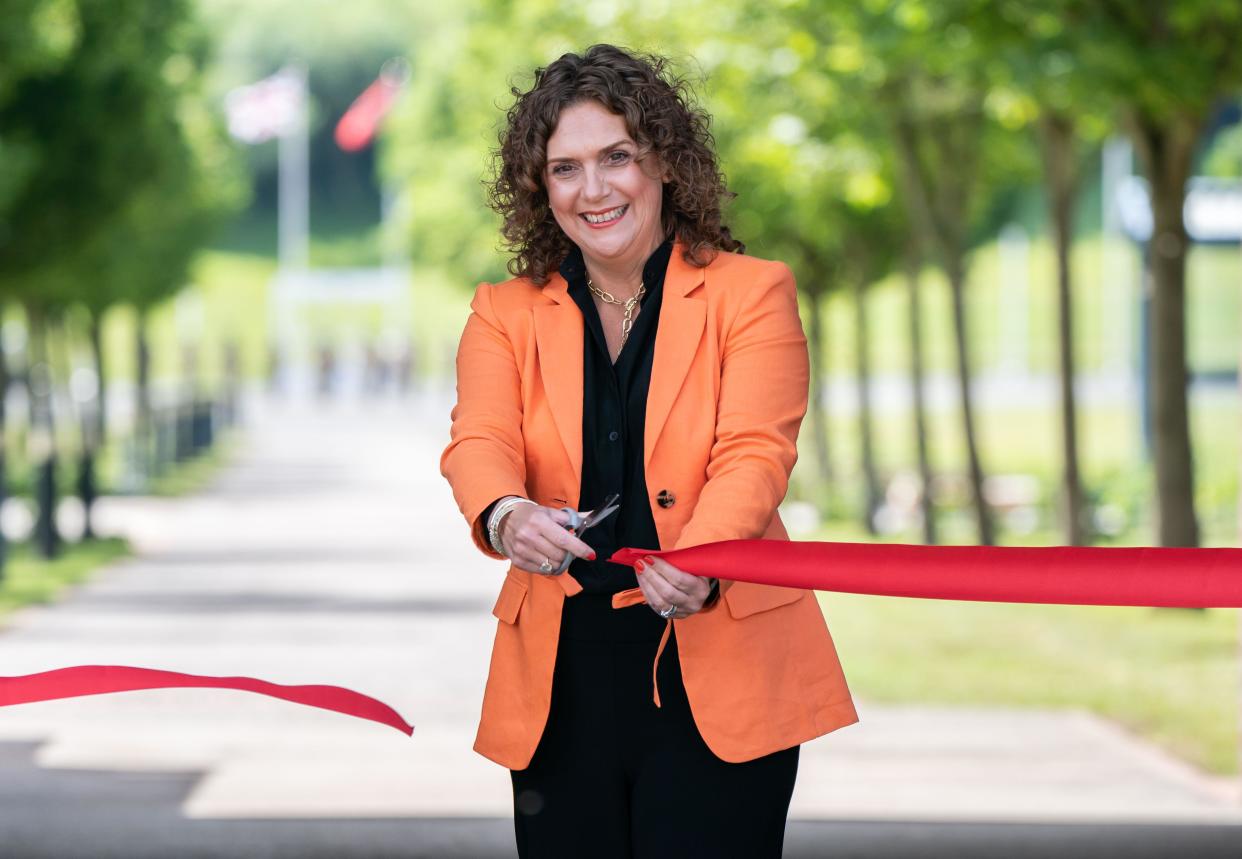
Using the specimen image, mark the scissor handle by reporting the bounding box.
[554,507,582,573]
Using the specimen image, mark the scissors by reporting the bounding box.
[553,493,620,573]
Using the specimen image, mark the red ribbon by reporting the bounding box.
[6,541,1237,731]
[0,665,413,735]
[612,540,1242,608]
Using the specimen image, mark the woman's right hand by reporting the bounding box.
[501,504,597,574]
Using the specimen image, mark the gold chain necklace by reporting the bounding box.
[587,278,646,346]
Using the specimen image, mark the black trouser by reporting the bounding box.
[510,593,799,858]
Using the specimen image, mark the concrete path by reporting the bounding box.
[0,389,1240,858]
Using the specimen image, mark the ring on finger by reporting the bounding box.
[658,603,677,619]
[539,557,554,573]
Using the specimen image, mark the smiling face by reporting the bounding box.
[544,100,667,274]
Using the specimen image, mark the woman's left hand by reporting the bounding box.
[635,555,715,619]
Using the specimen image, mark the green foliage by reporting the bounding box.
[383,0,595,285]
[0,1,192,296]
[0,0,79,217]
[1065,0,1242,125]
[0,0,244,317]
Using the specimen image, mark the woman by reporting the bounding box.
[441,44,857,858]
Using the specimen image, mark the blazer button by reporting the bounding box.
[656,489,676,509]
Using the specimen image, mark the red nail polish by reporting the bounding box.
[587,552,597,561]
[635,559,645,571]
[643,556,656,566]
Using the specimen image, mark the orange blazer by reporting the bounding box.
[441,243,857,768]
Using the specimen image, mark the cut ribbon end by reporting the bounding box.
[609,548,648,568]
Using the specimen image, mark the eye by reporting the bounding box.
[607,150,631,164]
[550,163,576,177]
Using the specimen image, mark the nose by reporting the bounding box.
[582,164,609,202]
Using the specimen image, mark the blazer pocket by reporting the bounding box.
[723,580,804,619]
[491,575,528,624]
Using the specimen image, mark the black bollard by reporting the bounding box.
[33,454,59,559]
[191,398,213,452]
[175,399,194,462]
[77,449,96,541]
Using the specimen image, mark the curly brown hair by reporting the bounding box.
[488,44,743,285]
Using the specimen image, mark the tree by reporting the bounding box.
[0,0,228,557]
[62,38,243,523]
[714,24,909,530]
[1066,2,1242,547]
[842,199,906,534]
[0,0,81,570]
[813,3,1026,544]
[965,2,1114,546]
[902,237,937,543]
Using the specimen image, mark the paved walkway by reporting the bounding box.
[0,389,1240,857]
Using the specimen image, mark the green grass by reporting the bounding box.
[800,388,1240,777]
[796,385,1239,776]
[145,433,240,497]
[819,590,1239,776]
[820,235,1242,377]
[792,396,1239,548]
[0,538,131,622]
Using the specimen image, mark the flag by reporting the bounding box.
[225,68,305,144]
[335,64,405,152]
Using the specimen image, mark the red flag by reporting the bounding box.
[335,73,402,152]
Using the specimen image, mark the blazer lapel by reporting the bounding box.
[533,273,584,489]
[645,246,706,470]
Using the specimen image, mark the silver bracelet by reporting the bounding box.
[487,496,535,556]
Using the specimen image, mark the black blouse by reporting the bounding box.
[560,236,672,594]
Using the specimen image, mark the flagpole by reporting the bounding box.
[278,65,309,272]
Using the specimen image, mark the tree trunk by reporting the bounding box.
[904,243,936,544]
[945,253,995,545]
[73,311,107,540]
[0,310,9,579]
[887,90,992,544]
[48,312,92,542]
[1039,113,1087,546]
[805,288,834,484]
[25,303,60,559]
[136,306,153,480]
[89,310,107,447]
[852,276,881,534]
[1129,115,1200,547]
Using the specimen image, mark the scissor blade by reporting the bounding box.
[577,494,621,534]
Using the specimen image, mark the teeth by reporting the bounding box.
[583,206,626,224]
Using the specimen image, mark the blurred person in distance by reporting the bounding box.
[440,43,857,858]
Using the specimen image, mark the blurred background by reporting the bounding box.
[2,0,1242,852]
